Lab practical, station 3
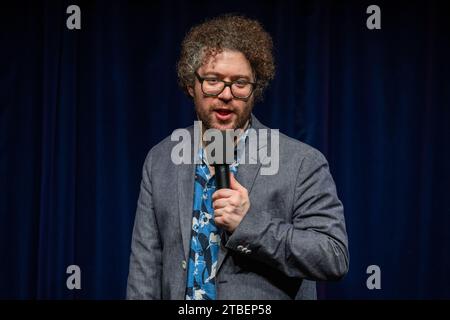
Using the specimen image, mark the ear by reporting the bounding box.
[187,86,194,98]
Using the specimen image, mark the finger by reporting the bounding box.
[214,215,227,227]
[214,207,232,217]
[214,216,223,227]
[214,208,224,217]
[230,173,246,193]
[213,195,240,209]
[213,198,229,209]
[212,188,234,201]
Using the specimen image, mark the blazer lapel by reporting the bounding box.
[177,125,197,261]
[177,162,195,261]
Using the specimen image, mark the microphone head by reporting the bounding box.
[209,129,233,189]
[209,129,234,165]
[214,163,230,189]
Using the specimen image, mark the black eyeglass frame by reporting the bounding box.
[194,71,257,100]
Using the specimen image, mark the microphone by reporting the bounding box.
[211,130,233,242]
[214,163,230,189]
[213,130,233,190]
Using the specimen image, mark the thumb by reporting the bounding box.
[230,173,245,192]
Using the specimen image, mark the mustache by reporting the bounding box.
[211,105,235,112]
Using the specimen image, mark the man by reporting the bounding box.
[126,15,349,300]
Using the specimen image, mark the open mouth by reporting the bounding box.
[214,109,233,121]
[216,109,232,116]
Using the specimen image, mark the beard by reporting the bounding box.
[195,100,254,131]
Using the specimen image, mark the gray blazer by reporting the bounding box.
[126,114,349,300]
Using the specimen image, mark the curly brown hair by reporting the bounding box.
[177,14,275,102]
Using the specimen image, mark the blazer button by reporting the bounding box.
[181,260,187,270]
[245,249,252,254]
[237,245,244,251]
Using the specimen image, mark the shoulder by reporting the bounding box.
[278,132,328,167]
[252,114,328,167]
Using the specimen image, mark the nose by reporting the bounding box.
[218,85,233,101]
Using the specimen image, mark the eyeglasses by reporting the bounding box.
[194,71,256,100]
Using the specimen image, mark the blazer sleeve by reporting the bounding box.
[225,148,349,281]
[126,150,163,299]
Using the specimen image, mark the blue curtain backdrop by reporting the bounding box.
[1,0,449,299]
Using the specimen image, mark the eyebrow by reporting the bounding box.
[202,71,253,81]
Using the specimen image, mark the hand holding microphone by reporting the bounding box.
[212,174,250,233]
[211,130,250,233]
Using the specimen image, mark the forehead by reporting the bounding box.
[199,49,253,77]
